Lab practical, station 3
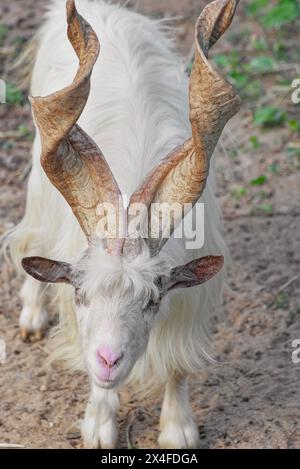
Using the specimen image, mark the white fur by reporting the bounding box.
[75,242,170,389]
[159,376,200,449]
[4,0,229,448]
[82,383,119,449]
[19,276,48,332]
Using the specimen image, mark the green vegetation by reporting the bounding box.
[255,203,273,214]
[209,0,300,208]
[250,175,268,186]
[253,107,287,127]
[232,186,248,199]
[274,291,290,310]
[0,24,8,45]
[5,82,25,106]
[212,0,300,137]
[247,0,300,28]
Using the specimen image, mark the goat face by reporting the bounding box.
[73,246,164,388]
[21,246,164,388]
[22,244,224,388]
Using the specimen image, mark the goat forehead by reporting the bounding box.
[95,272,154,302]
[78,262,157,304]
[92,289,147,311]
[76,243,169,297]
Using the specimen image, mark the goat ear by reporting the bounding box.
[22,257,74,285]
[166,256,224,291]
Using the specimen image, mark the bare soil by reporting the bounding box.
[0,0,300,449]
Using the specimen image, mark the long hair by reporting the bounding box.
[3,0,229,395]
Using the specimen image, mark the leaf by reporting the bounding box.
[274,291,289,309]
[248,56,275,73]
[288,119,300,132]
[276,75,292,86]
[256,204,273,214]
[243,81,262,100]
[254,107,287,127]
[273,41,287,60]
[18,125,34,140]
[228,70,248,89]
[287,142,300,158]
[213,51,239,70]
[246,0,269,16]
[0,24,8,45]
[213,54,231,69]
[250,175,267,186]
[261,0,300,28]
[268,163,279,174]
[5,82,24,106]
[232,187,248,199]
[186,63,193,75]
[249,135,261,149]
[251,38,268,51]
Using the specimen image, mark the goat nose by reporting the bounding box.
[96,347,123,369]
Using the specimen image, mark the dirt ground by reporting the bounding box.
[0,0,300,449]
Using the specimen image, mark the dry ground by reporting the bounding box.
[0,0,300,449]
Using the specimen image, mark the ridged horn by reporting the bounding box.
[30,0,126,255]
[126,0,241,256]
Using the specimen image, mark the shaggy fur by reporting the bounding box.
[4,0,228,395]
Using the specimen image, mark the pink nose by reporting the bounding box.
[96,347,123,370]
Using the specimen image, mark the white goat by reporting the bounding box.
[5,0,240,449]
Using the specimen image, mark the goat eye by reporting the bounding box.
[155,276,163,290]
[146,296,161,310]
[75,288,89,306]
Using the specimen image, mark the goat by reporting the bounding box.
[5,0,240,449]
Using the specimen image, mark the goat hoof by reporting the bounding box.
[81,416,118,449]
[20,328,44,343]
[33,329,44,341]
[20,328,29,342]
[82,435,117,450]
[19,306,48,342]
[158,422,200,449]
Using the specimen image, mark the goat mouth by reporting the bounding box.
[88,366,119,388]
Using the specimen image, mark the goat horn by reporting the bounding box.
[30,0,126,255]
[127,0,241,256]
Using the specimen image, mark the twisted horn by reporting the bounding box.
[30,0,126,255]
[126,0,241,256]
